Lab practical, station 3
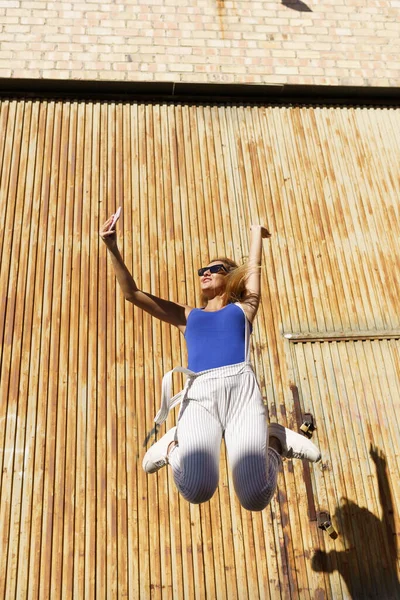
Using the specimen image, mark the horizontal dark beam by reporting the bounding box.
[284,330,400,342]
[0,77,400,106]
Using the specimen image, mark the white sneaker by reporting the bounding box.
[269,423,321,463]
[142,426,177,474]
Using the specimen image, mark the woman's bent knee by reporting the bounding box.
[181,485,217,505]
[173,449,219,504]
[237,491,270,512]
[232,454,276,511]
[177,474,218,504]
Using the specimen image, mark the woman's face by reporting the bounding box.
[199,261,228,298]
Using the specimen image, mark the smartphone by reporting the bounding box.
[109,206,122,231]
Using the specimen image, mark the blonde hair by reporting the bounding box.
[200,257,260,307]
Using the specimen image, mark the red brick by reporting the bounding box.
[22,1,47,7]
[275,66,300,75]
[169,63,194,72]
[5,25,31,33]
[0,0,398,87]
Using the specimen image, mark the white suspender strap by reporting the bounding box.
[154,366,197,426]
[234,302,251,364]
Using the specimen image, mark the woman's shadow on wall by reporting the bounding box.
[312,445,400,599]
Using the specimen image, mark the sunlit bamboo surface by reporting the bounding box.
[0,98,399,599]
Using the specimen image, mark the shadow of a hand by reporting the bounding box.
[370,443,386,469]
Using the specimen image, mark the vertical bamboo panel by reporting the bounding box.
[0,97,399,599]
[290,338,400,599]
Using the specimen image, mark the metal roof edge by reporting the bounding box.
[0,78,399,106]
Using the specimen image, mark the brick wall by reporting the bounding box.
[0,0,399,87]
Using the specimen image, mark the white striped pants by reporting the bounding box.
[168,362,281,511]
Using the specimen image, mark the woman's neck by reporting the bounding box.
[204,296,226,312]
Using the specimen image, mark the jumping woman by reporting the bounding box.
[100,211,320,511]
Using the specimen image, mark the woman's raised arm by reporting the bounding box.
[241,224,271,323]
[100,214,190,330]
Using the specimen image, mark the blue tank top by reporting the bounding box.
[184,303,250,372]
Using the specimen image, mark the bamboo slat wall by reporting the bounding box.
[0,98,399,599]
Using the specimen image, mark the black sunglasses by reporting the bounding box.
[198,264,229,277]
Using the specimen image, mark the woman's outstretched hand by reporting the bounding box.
[251,224,271,238]
[100,207,122,248]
